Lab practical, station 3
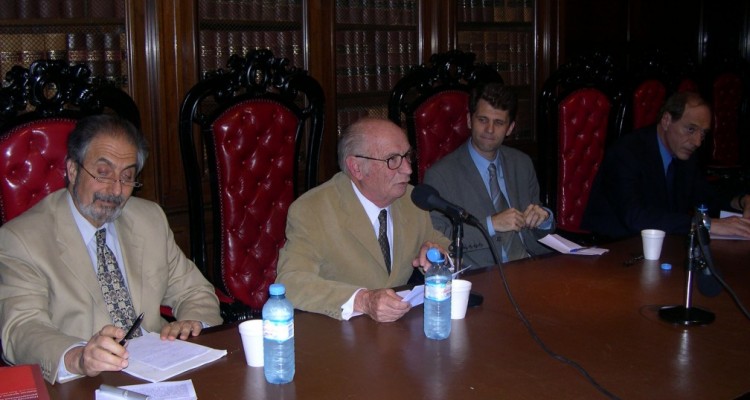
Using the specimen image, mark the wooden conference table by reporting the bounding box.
[47,235,750,399]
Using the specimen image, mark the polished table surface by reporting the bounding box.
[46,236,750,399]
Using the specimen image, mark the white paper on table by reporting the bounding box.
[120,380,198,400]
[538,234,609,255]
[123,332,226,382]
[399,285,424,306]
[710,211,750,240]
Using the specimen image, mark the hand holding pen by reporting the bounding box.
[119,313,144,346]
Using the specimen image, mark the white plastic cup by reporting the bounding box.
[238,319,264,367]
[451,279,473,320]
[641,229,666,260]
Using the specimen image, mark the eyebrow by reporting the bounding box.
[93,157,138,172]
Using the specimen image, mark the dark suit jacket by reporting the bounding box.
[423,141,554,268]
[582,126,723,238]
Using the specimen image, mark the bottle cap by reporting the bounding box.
[269,283,286,296]
[426,248,445,263]
[660,263,672,270]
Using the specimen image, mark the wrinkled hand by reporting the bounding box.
[522,204,549,228]
[64,325,128,377]
[412,241,449,270]
[160,320,203,341]
[491,208,526,232]
[710,216,750,238]
[354,288,411,322]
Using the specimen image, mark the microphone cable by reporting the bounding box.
[474,223,622,400]
[695,226,750,321]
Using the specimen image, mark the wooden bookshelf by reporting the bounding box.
[455,0,535,142]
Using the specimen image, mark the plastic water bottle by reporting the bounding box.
[262,283,295,384]
[424,248,451,340]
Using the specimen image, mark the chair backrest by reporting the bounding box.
[179,49,324,313]
[388,50,503,183]
[538,53,625,234]
[0,60,140,224]
[701,57,750,168]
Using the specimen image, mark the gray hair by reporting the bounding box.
[66,114,149,174]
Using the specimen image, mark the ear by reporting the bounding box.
[66,159,78,184]
[659,112,672,131]
[345,156,363,180]
[466,112,472,130]
[506,121,517,137]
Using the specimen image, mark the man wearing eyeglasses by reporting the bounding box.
[424,82,554,268]
[582,91,750,238]
[0,115,221,384]
[276,117,450,322]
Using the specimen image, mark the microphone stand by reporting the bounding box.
[658,223,715,325]
[449,216,464,272]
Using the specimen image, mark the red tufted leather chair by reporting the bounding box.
[630,79,667,130]
[388,50,503,184]
[179,50,324,322]
[0,60,140,226]
[538,53,625,239]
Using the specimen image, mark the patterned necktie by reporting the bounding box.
[96,229,140,336]
[488,163,528,261]
[378,209,391,274]
[488,163,510,212]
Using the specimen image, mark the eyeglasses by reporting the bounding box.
[354,150,414,170]
[77,163,143,188]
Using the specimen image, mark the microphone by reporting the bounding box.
[694,219,722,297]
[411,184,480,226]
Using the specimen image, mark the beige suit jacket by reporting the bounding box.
[276,172,450,319]
[0,189,221,383]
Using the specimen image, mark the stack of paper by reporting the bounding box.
[538,234,609,255]
[124,332,226,382]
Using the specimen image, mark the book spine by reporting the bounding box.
[0,2,17,19]
[86,32,104,77]
[89,0,114,18]
[214,30,228,70]
[0,34,23,79]
[17,0,38,19]
[291,30,302,67]
[198,30,215,77]
[103,32,121,83]
[62,0,84,18]
[38,0,60,18]
[523,0,533,22]
[45,33,67,61]
[115,0,126,19]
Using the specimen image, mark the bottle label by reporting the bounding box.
[425,281,451,301]
[264,318,294,341]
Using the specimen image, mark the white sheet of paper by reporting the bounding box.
[538,234,609,255]
[120,380,198,400]
[399,285,424,306]
[123,332,226,382]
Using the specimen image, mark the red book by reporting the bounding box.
[0,364,51,400]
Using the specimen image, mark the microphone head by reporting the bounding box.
[697,267,722,297]
[411,184,440,211]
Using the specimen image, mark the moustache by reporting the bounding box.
[94,192,124,206]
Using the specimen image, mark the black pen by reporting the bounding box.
[119,312,144,346]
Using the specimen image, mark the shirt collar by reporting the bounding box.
[66,191,115,245]
[350,180,390,227]
[656,133,674,173]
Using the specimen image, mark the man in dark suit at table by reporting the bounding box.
[582,91,750,239]
[0,115,222,384]
[423,82,554,268]
[276,117,450,323]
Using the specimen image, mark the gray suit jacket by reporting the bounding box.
[423,141,554,268]
[276,172,450,320]
[0,189,221,383]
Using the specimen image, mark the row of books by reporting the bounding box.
[336,105,388,136]
[457,0,533,23]
[0,32,127,85]
[335,30,418,94]
[0,0,125,19]
[457,30,533,87]
[198,0,302,22]
[335,0,418,26]
[198,30,304,77]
